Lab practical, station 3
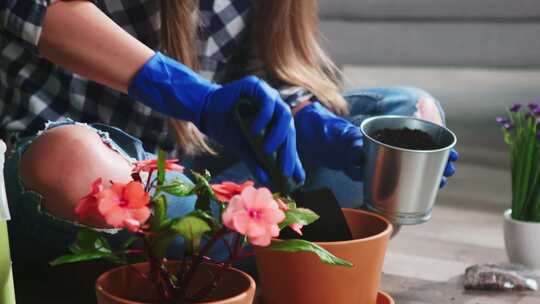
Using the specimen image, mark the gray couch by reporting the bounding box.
[319,0,540,67]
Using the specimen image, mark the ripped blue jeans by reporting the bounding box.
[4,86,443,266]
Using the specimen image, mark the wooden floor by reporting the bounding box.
[381,174,540,303]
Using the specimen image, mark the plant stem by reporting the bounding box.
[145,169,154,193]
[189,263,231,302]
[143,237,173,301]
[189,235,242,302]
[231,234,242,259]
[181,228,228,299]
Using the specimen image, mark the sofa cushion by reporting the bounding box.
[319,0,540,19]
[320,20,540,66]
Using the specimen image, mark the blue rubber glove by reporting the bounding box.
[128,52,305,185]
[295,102,458,186]
[295,102,365,181]
[440,149,458,188]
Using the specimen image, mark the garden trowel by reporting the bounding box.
[234,98,352,242]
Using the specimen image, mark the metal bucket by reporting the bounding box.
[360,116,457,225]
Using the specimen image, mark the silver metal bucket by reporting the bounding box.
[360,116,457,225]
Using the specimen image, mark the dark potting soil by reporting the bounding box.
[371,128,441,150]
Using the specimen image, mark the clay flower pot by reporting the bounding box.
[95,262,256,304]
[255,208,393,304]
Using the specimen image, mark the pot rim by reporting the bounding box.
[267,208,393,247]
[360,115,457,153]
[377,291,395,304]
[95,261,256,304]
[504,208,540,225]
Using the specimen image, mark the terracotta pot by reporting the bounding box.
[95,262,256,304]
[255,208,393,304]
[377,291,395,304]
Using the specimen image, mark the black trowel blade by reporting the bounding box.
[280,187,353,242]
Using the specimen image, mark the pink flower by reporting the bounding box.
[222,186,285,246]
[211,180,254,203]
[95,181,151,232]
[132,159,184,174]
[75,178,104,221]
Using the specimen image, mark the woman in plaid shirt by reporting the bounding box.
[1,0,456,294]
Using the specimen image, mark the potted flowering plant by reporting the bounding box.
[50,151,350,303]
[497,102,540,270]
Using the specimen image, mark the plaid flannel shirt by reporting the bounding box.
[0,0,313,152]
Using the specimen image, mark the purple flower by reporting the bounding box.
[529,102,540,110]
[533,107,540,116]
[510,103,522,112]
[496,116,509,124]
[504,123,515,131]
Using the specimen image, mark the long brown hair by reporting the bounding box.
[161,0,347,155]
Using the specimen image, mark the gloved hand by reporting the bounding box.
[294,102,364,180]
[440,149,458,188]
[295,102,458,186]
[128,52,305,185]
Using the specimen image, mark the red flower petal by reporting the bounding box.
[123,181,150,208]
[211,180,254,202]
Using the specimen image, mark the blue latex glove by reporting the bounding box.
[295,102,365,180]
[295,102,458,186]
[440,149,458,188]
[128,52,305,184]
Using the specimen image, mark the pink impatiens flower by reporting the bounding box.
[132,159,184,174]
[76,178,151,232]
[211,180,254,203]
[222,186,285,246]
[75,178,104,222]
[96,181,151,232]
[75,178,150,231]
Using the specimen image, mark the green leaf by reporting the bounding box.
[121,236,139,250]
[150,194,168,230]
[267,239,352,267]
[105,255,128,265]
[189,210,220,232]
[171,216,211,252]
[50,251,112,266]
[191,171,215,211]
[69,229,111,254]
[279,208,319,230]
[156,180,194,197]
[157,150,166,186]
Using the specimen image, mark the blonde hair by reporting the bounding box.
[161,0,347,155]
